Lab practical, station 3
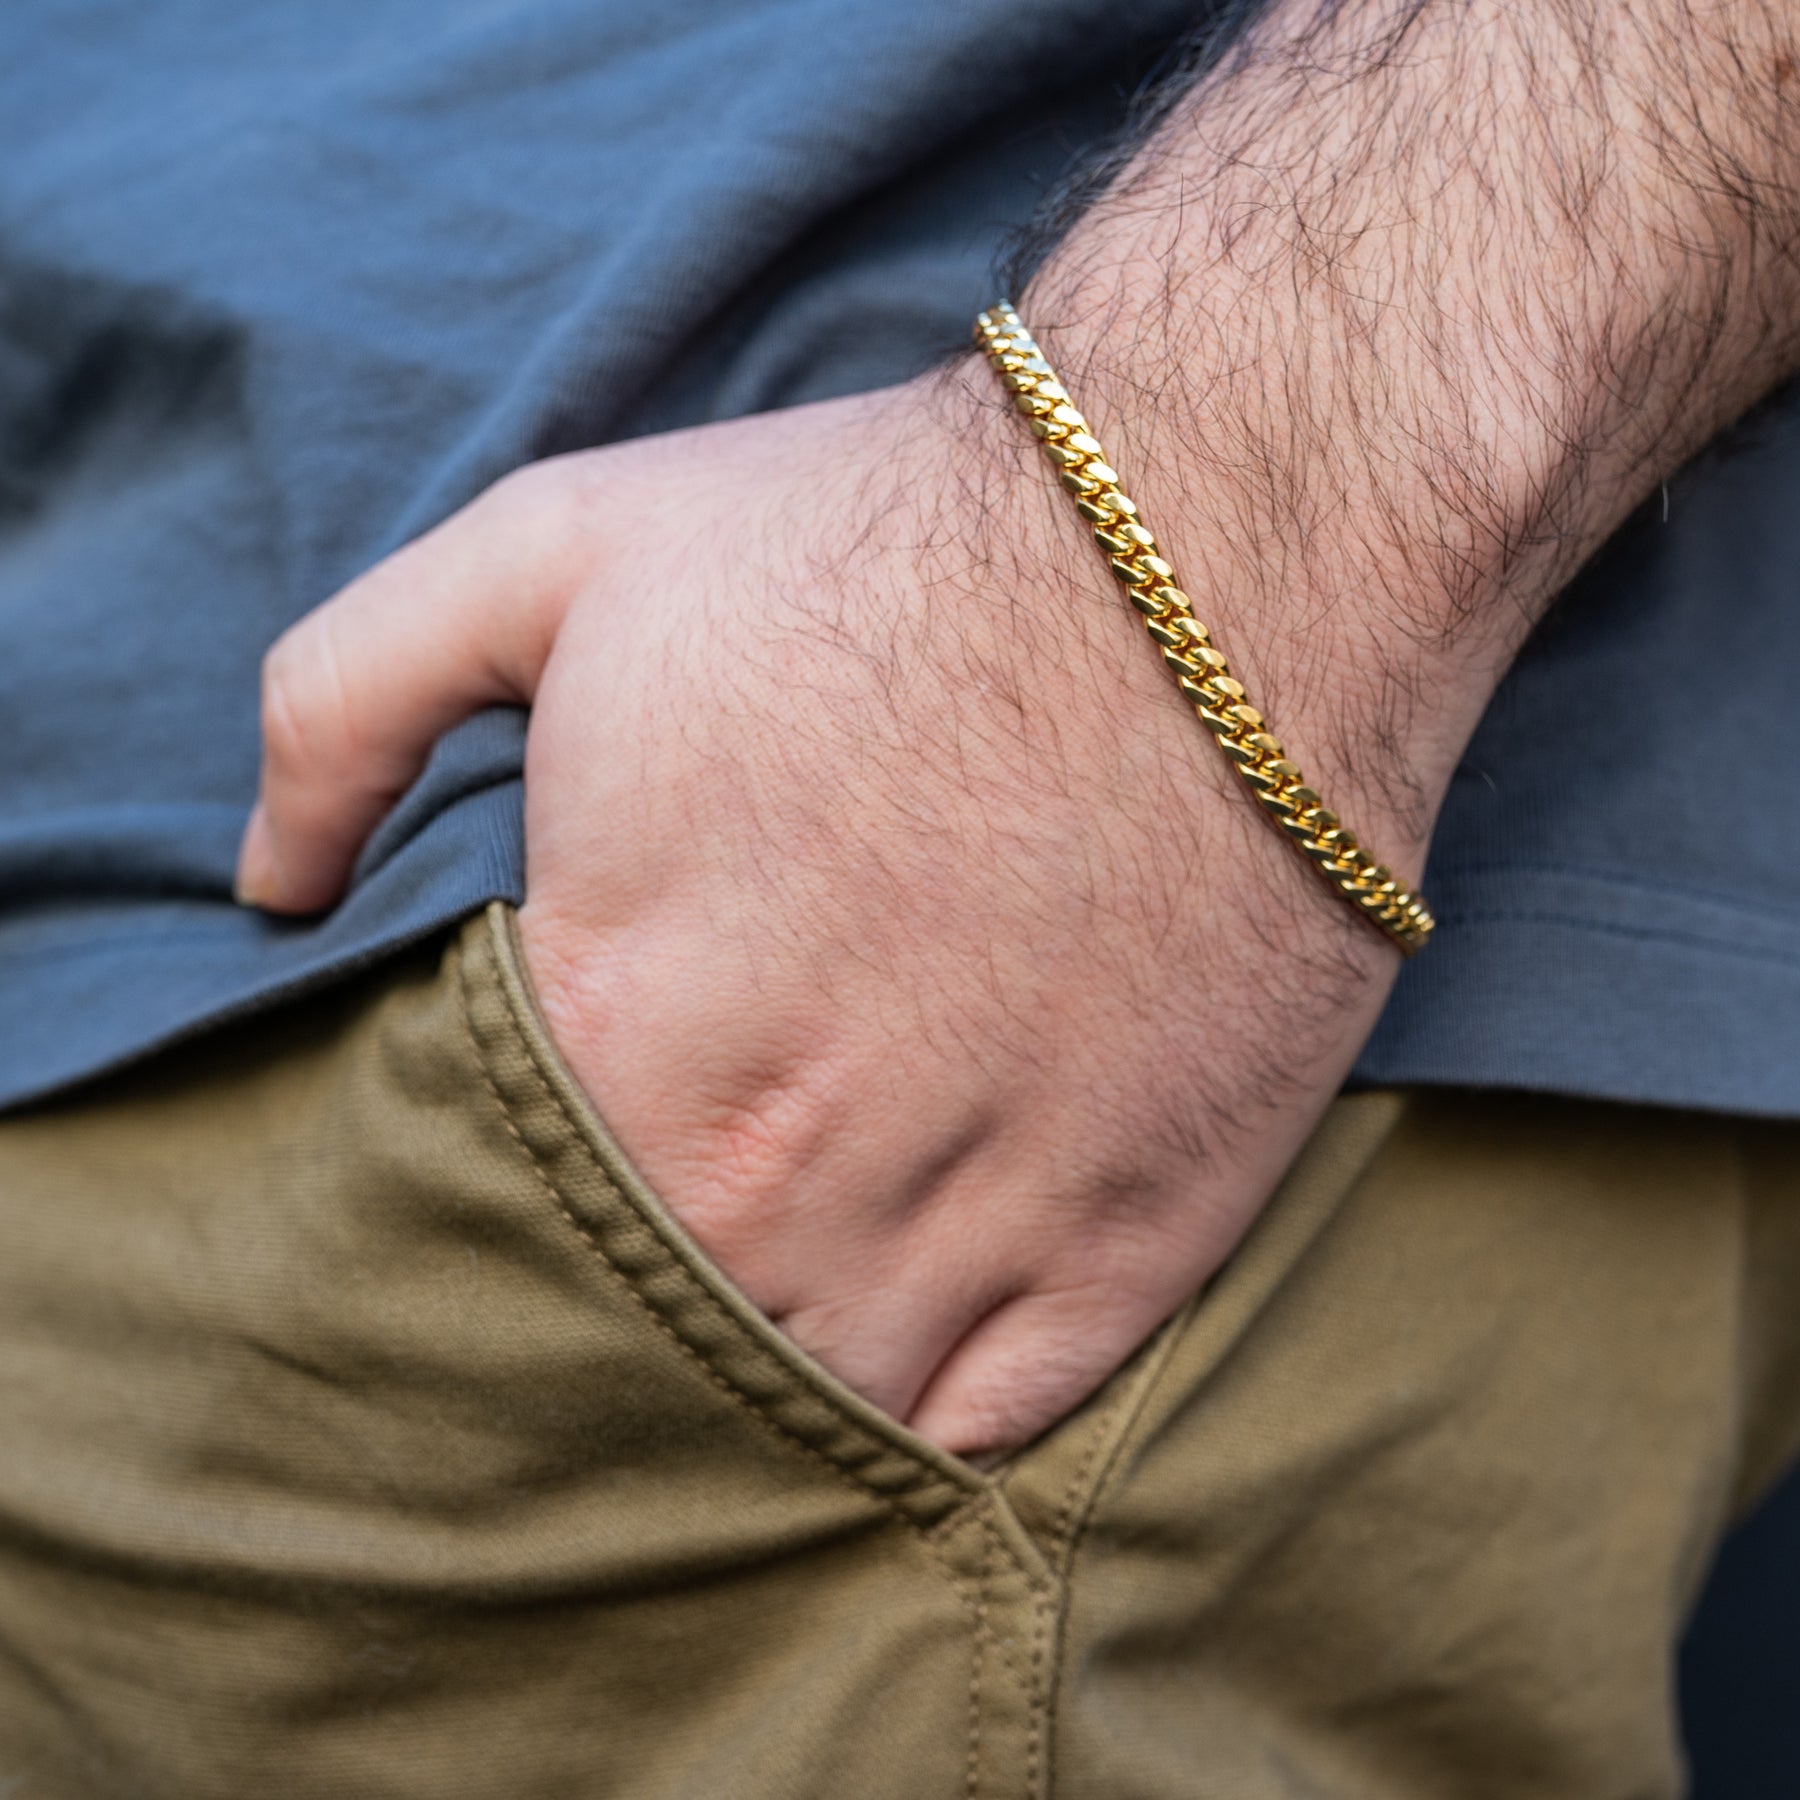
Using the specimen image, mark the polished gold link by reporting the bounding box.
[974,302,1434,953]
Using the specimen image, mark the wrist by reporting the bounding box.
[926,339,1447,959]
[937,315,1470,885]
[989,0,1800,863]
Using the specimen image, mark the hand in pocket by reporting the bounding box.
[235,375,1410,1456]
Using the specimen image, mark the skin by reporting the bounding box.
[236,0,1799,1457]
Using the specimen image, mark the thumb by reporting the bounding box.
[236,463,592,913]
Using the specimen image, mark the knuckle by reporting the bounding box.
[485,452,605,550]
[484,459,571,529]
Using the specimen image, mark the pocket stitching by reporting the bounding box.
[456,933,906,1514]
[964,1518,989,1800]
[1026,1299,1203,1791]
[454,918,1023,1607]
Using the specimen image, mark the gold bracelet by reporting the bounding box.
[973,301,1435,956]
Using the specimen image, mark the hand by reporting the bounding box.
[236,0,1799,1456]
[235,373,1412,1456]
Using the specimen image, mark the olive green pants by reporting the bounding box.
[2,904,1797,1799]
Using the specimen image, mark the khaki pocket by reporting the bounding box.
[466,898,1408,1542]
[459,899,1001,1529]
[0,905,1056,1797]
[459,902,1078,1794]
[0,900,1412,1799]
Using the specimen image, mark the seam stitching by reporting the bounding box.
[476,914,1049,1594]
[1025,1306,1201,1796]
[975,1503,1040,1695]
[964,1504,993,1800]
[1023,1389,1126,1797]
[1048,1407,1117,1570]
[455,930,983,1581]
[1025,1575,1052,1799]
[923,1506,971,1546]
[966,1505,989,1800]
[1058,1299,1202,1573]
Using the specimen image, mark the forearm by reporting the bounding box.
[982,0,1800,843]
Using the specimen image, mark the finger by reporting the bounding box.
[774,1276,996,1427]
[903,1284,1178,1459]
[237,461,594,912]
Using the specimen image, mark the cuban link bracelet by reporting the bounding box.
[974,301,1435,956]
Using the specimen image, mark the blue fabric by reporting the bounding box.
[0,0,1796,1114]
[1360,408,1800,1114]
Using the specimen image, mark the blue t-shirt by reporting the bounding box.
[0,0,1796,1115]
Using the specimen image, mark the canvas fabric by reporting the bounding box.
[1,904,1797,1799]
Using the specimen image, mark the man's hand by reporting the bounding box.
[235,377,1407,1455]
[235,0,1798,1455]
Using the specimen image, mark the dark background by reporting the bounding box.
[1681,1456,1800,1793]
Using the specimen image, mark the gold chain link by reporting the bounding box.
[974,301,1434,956]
